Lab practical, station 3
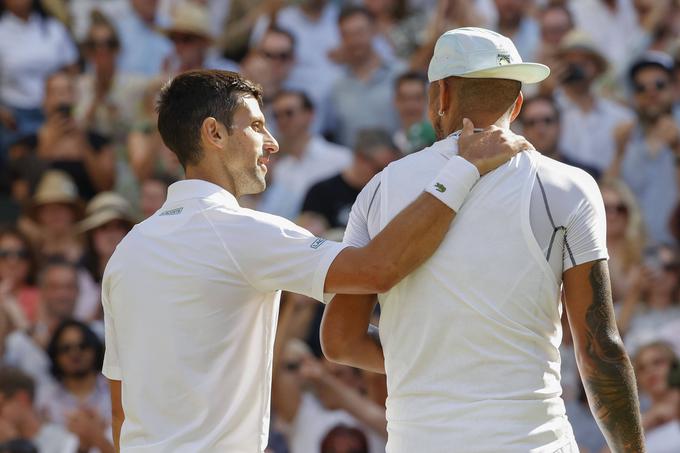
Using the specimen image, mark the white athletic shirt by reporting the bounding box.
[343,135,608,452]
[102,180,347,453]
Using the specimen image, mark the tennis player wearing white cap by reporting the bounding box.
[321,28,645,453]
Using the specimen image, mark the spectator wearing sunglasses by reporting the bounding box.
[38,320,112,453]
[608,51,680,247]
[0,367,78,453]
[0,228,38,329]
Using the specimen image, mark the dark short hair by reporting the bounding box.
[37,257,78,288]
[354,128,398,156]
[156,70,264,168]
[540,3,574,28]
[519,95,560,123]
[272,89,315,112]
[0,367,35,402]
[47,319,105,381]
[338,5,376,26]
[0,226,38,286]
[321,425,369,453]
[262,25,296,50]
[395,70,427,92]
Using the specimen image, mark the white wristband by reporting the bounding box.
[425,155,480,212]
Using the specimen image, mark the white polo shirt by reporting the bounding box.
[102,180,347,453]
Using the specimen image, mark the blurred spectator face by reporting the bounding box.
[272,93,313,141]
[0,233,31,289]
[540,7,573,46]
[0,390,30,427]
[339,13,375,67]
[35,203,77,234]
[647,246,680,300]
[601,188,629,240]
[355,145,400,184]
[364,0,395,16]
[40,265,78,319]
[635,344,675,398]
[43,72,76,116]
[494,0,526,24]
[520,98,560,154]
[321,426,369,453]
[633,66,674,120]
[259,31,295,84]
[561,50,599,87]
[92,220,129,259]
[84,24,120,74]
[4,0,32,17]
[54,326,97,378]
[395,78,427,129]
[140,179,168,218]
[169,32,210,67]
[131,0,158,23]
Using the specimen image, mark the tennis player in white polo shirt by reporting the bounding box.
[100,70,530,452]
[321,28,645,453]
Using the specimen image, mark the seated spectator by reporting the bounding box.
[2,260,80,388]
[160,1,238,76]
[0,367,78,452]
[0,0,78,159]
[534,3,575,96]
[553,31,634,174]
[609,52,680,246]
[76,192,137,321]
[38,320,112,452]
[320,424,369,453]
[633,341,680,452]
[215,0,269,61]
[518,95,600,178]
[392,71,435,154]
[633,0,680,55]
[139,174,176,219]
[258,90,351,220]
[599,179,646,303]
[0,228,38,328]
[327,6,404,147]
[19,170,83,263]
[114,0,172,76]
[76,10,148,146]
[493,0,540,61]
[302,129,401,228]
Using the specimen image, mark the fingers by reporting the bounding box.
[461,118,474,137]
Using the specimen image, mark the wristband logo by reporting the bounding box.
[434,182,447,193]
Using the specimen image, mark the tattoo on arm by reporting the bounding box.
[582,260,645,453]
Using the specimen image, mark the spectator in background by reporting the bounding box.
[0,439,38,453]
[0,367,78,453]
[518,95,601,178]
[609,52,679,246]
[633,341,680,452]
[493,0,540,61]
[599,179,646,303]
[39,320,112,453]
[258,90,351,220]
[554,31,634,173]
[392,71,435,154]
[139,174,175,219]
[534,3,574,95]
[0,0,78,158]
[328,6,404,147]
[2,260,80,388]
[361,0,409,61]
[320,425,369,453]
[302,129,401,229]
[76,192,137,322]
[115,0,172,76]
[633,0,680,55]
[160,1,238,76]
[0,228,38,329]
[76,10,148,146]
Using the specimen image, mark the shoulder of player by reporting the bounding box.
[535,154,602,202]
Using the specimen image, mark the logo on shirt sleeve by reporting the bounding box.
[434,182,447,193]
[310,237,327,249]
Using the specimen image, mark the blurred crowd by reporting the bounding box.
[0,0,679,452]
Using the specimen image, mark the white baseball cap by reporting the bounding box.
[427,27,550,84]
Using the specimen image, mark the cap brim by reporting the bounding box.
[457,63,551,84]
[76,210,135,234]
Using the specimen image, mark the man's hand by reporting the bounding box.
[458,118,533,175]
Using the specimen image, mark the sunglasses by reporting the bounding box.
[604,203,628,215]
[523,116,557,128]
[634,79,669,94]
[84,38,118,51]
[0,248,29,260]
[262,50,293,62]
[170,33,202,44]
[273,107,302,121]
[57,341,91,355]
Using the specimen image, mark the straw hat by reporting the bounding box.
[557,30,609,76]
[29,170,83,219]
[160,2,213,42]
[77,192,138,234]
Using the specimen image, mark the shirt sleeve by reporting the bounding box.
[343,173,382,247]
[563,170,609,272]
[217,210,348,303]
[101,276,122,380]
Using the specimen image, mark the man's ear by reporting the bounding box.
[509,91,524,123]
[438,79,450,113]
[201,117,227,150]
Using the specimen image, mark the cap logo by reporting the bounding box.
[498,54,511,66]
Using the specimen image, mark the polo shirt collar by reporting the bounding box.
[167,179,239,208]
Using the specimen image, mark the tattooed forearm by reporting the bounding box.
[581,260,645,453]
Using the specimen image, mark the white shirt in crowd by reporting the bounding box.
[102,180,347,453]
[258,135,352,220]
[0,12,78,109]
[33,423,79,453]
[343,135,608,452]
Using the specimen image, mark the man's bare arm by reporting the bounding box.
[563,260,645,453]
[321,294,384,373]
[109,379,124,453]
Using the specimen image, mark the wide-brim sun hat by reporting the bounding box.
[159,1,214,42]
[28,170,83,220]
[77,192,138,234]
[428,27,550,84]
[557,30,609,76]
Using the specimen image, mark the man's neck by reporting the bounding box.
[185,163,238,198]
[280,133,312,159]
[62,372,98,399]
[350,53,381,81]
